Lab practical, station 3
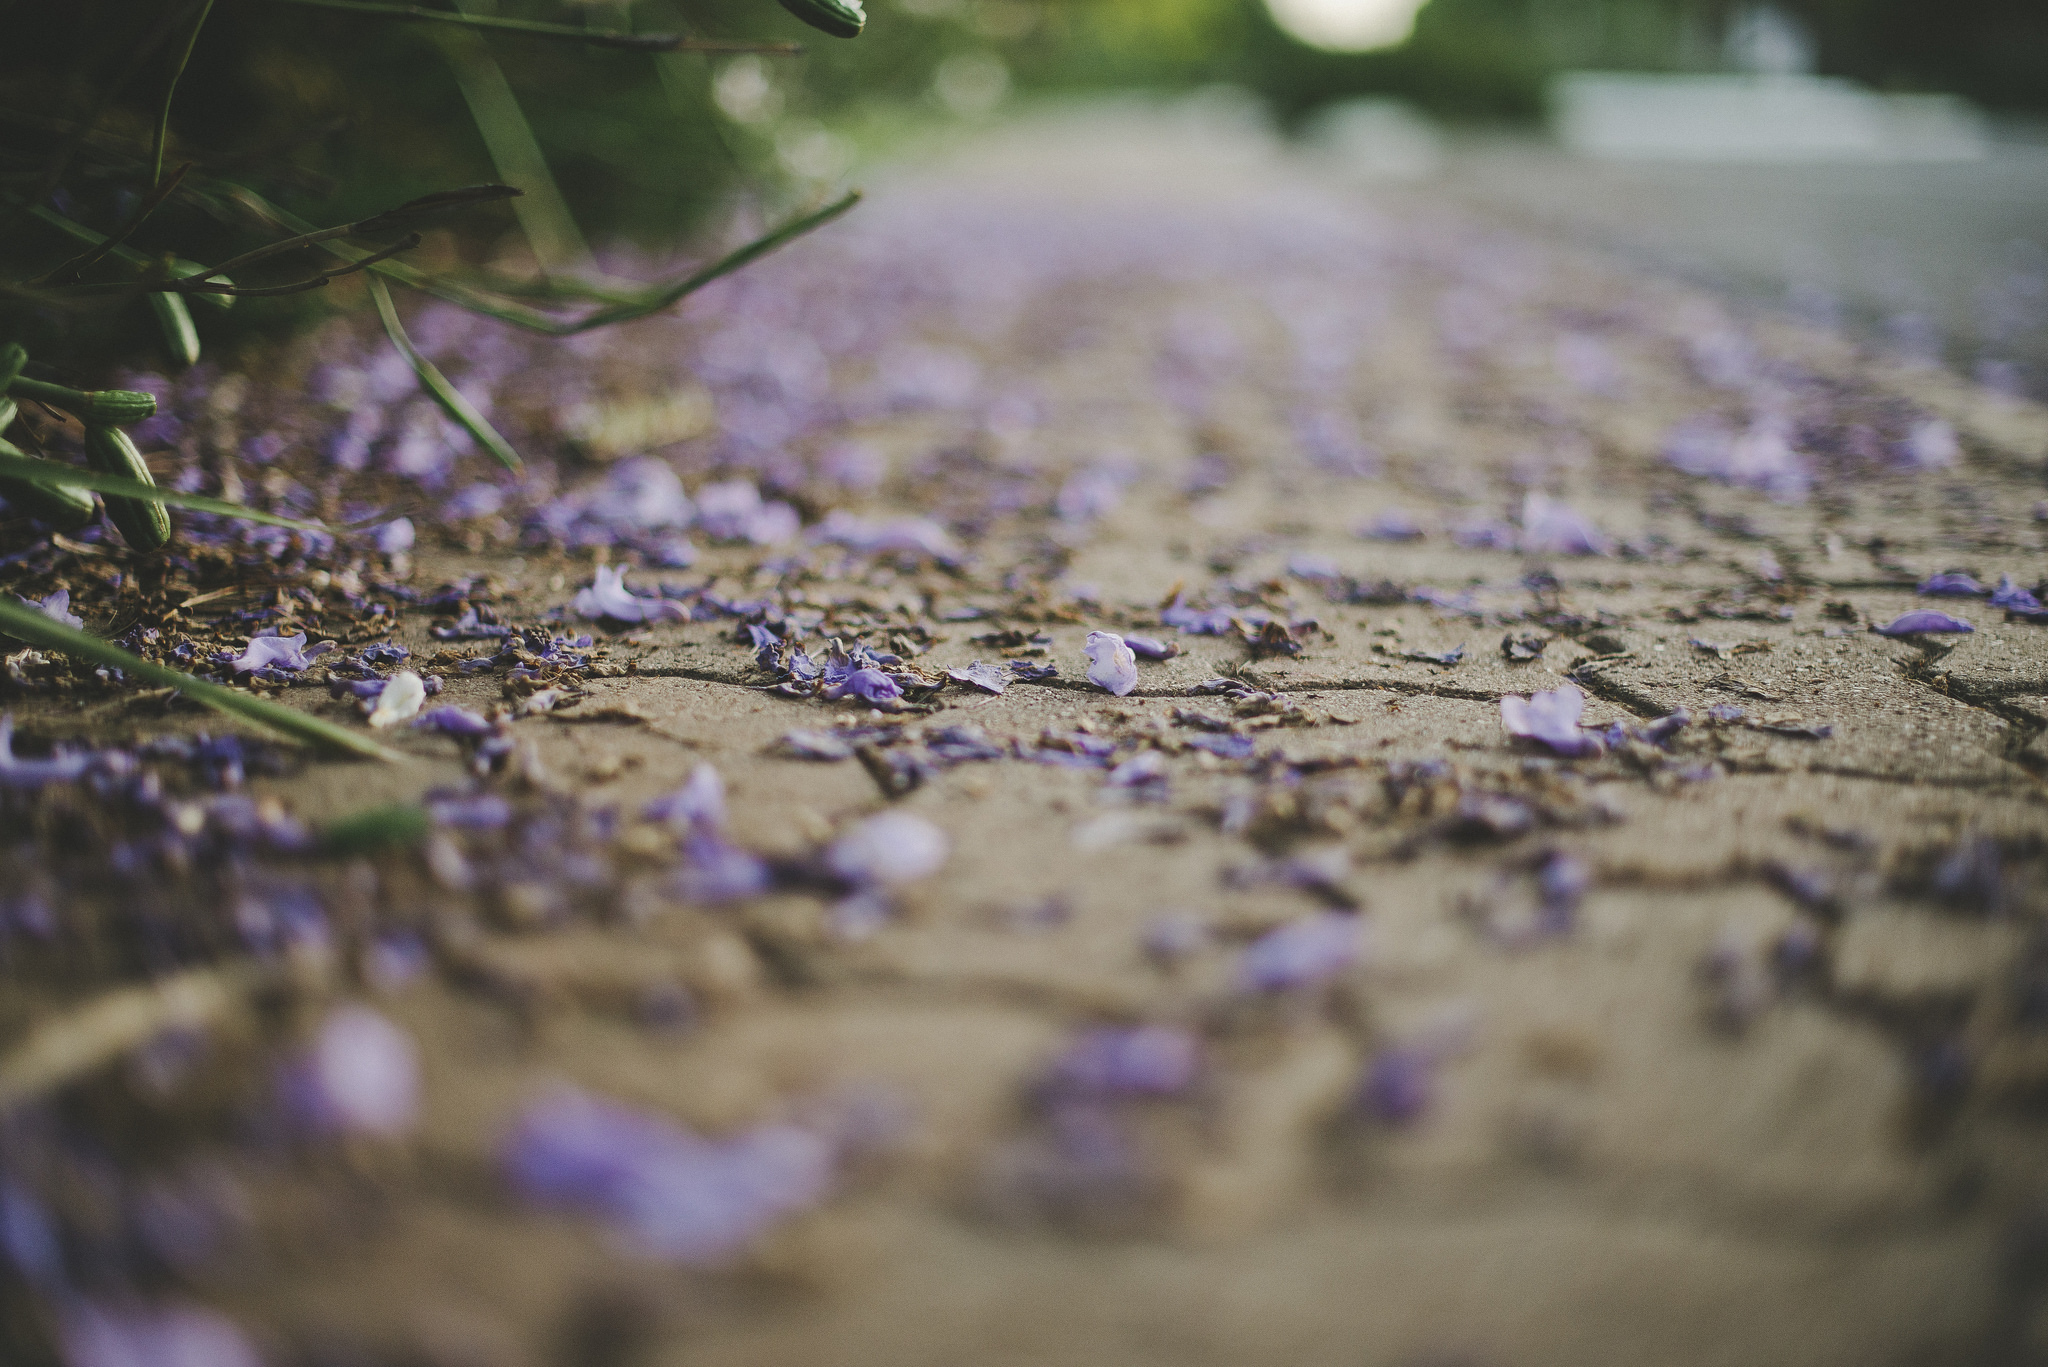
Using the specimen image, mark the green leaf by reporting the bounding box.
[0,596,403,762]
[151,0,217,187]
[0,443,328,532]
[368,276,523,471]
[265,0,800,53]
[222,183,860,338]
[321,803,431,855]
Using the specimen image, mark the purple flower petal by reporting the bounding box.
[1046,1026,1200,1097]
[60,1303,263,1367]
[217,632,330,675]
[1359,508,1425,542]
[572,566,688,624]
[826,812,947,887]
[18,589,82,630]
[372,516,415,555]
[1873,609,1974,636]
[1519,492,1610,556]
[1083,631,1138,696]
[426,793,513,828]
[644,764,726,830]
[1160,596,1235,635]
[413,705,496,737]
[1235,912,1364,992]
[1990,575,2043,612]
[946,661,1010,694]
[808,511,960,563]
[500,1085,834,1265]
[1358,1046,1432,1125]
[289,1006,420,1137]
[1916,572,1983,597]
[1500,683,1603,756]
[0,716,92,786]
[1121,635,1179,661]
[844,667,903,706]
[673,830,771,903]
[1141,911,1210,964]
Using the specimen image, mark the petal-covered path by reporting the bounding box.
[3,104,2047,1367]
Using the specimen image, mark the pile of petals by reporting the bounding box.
[756,633,937,710]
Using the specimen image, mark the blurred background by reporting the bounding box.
[4,0,2045,388]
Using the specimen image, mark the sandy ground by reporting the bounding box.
[3,104,2047,1367]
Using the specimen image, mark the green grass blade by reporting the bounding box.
[432,20,588,274]
[369,276,522,471]
[0,596,402,762]
[151,0,217,187]
[561,191,861,334]
[267,0,799,52]
[209,183,860,338]
[0,445,327,531]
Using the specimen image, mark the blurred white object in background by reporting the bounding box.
[1724,5,1816,78]
[1550,73,1988,163]
[1264,0,1427,53]
[1302,98,1444,180]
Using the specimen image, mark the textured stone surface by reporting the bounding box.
[3,106,2047,1367]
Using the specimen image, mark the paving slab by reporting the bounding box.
[0,103,2045,1367]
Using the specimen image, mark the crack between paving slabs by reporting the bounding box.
[626,659,1515,704]
[1894,642,2048,771]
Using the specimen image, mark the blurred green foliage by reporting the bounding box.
[1240,0,2048,126]
[1,0,2039,375]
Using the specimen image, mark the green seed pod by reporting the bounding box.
[0,344,24,395]
[83,424,171,552]
[149,292,201,367]
[776,0,864,38]
[8,377,158,425]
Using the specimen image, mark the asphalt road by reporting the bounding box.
[1434,132,2048,395]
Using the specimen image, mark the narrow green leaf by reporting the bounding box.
[561,192,863,334]
[0,596,402,762]
[433,22,590,274]
[368,276,522,471]
[219,184,860,338]
[0,444,323,532]
[265,0,800,53]
[151,0,217,187]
